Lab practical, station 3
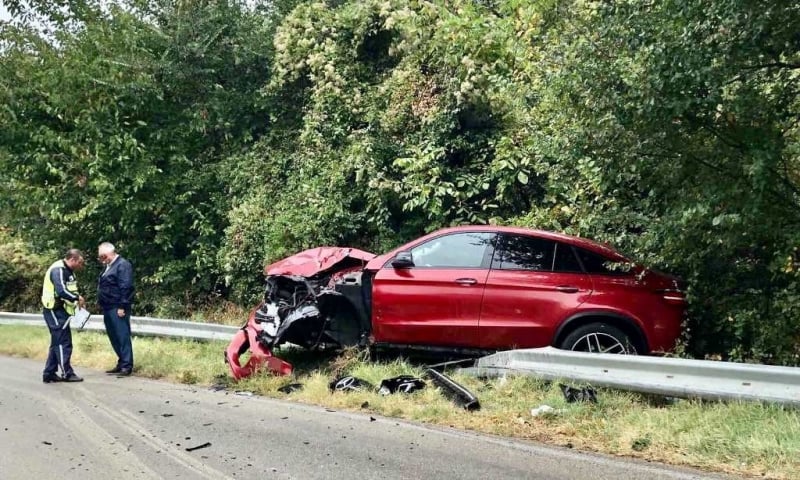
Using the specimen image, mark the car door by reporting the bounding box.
[479,234,593,349]
[371,231,496,348]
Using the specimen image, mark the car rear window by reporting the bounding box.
[495,235,585,273]
[553,243,583,272]
[575,247,631,275]
[495,235,555,271]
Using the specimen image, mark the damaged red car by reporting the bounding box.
[225,226,687,378]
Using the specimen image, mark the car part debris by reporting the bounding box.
[423,368,480,411]
[425,358,477,371]
[530,405,563,417]
[329,375,374,393]
[225,247,375,379]
[378,375,426,395]
[560,383,598,403]
[224,327,293,379]
[277,383,304,394]
[185,442,212,452]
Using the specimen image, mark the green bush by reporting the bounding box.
[0,228,52,311]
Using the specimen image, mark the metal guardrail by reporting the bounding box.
[0,311,238,342]
[4,311,799,405]
[459,347,800,407]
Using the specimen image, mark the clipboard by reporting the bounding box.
[63,308,91,330]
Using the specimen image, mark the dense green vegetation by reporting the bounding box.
[2,0,798,364]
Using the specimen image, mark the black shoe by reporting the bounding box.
[63,374,83,382]
[105,366,122,374]
[43,374,62,383]
[116,368,132,377]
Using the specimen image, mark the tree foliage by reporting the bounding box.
[1,0,798,363]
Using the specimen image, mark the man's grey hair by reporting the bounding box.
[98,242,116,255]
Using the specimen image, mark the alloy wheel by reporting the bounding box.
[569,332,637,354]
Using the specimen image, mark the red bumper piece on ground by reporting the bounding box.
[225,328,293,379]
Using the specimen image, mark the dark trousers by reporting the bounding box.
[103,308,133,370]
[42,308,74,377]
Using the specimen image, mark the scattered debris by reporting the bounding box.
[378,375,426,395]
[185,442,212,452]
[423,368,480,411]
[277,383,304,394]
[560,384,597,403]
[161,414,174,418]
[329,376,374,393]
[234,391,254,397]
[425,358,477,371]
[42,441,52,446]
[530,405,563,417]
[370,417,376,422]
[360,401,370,409]
[202,423,213,427]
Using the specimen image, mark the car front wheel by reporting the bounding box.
[559,323,638,354]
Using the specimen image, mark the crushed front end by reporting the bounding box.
[225,247,375,379]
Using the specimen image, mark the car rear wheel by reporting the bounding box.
[559,323,637,354]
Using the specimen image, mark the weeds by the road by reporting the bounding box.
[1,325,798,479]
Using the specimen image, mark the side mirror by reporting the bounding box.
[391,251,415,269]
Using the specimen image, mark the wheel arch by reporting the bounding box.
[553,311,649,353]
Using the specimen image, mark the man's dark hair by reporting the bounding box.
[65,248,84,260]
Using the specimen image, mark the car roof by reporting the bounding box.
[430,225,628,261]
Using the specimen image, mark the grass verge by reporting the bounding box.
[2,325,798,479]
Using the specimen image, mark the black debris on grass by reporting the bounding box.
[559,384,597,403]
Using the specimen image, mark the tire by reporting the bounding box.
[559,322,638,354]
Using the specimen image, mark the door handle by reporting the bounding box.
[555,285,579,293]
[455,278,478,285]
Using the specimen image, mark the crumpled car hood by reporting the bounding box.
[264,247,375,277]
[226,246,375,379]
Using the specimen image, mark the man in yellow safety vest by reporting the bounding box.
[41,249,86,383]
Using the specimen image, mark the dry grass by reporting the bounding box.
[2,324,798,479]
[185,301,251,326]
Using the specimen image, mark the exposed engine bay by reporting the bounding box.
[225,247,375,379]
[254,271,368,350]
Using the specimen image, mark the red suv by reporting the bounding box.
[225,226,686,378]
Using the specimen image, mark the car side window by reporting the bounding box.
[495,235,555,271]
[410,232,494,268]
[575,247,629,275]
[553,242,583,272]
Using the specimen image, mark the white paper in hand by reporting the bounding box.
[64,308,91,330]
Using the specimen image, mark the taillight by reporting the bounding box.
[655,288,686,304]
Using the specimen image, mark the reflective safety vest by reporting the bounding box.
[41,260,79,314]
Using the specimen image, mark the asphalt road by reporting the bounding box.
[0,356,726,480]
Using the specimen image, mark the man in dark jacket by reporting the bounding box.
[97,242,135,375]
[41,249,86,383]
